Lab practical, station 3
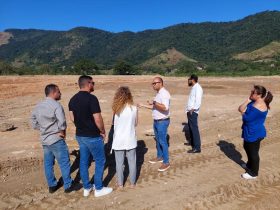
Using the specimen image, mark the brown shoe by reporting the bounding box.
[149,157,163,164]
[158,163,170,172]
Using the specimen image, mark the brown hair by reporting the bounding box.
[254,85,273,109]
[112,86,133,115]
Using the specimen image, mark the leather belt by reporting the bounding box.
[154,118,170,122]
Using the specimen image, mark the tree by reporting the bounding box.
[38,64,52,74]
[73,59,99,75]
[0,60,14,75]
[113,60,135,75]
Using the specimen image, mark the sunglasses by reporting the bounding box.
[152,82,161,85]
[89,81,95,85]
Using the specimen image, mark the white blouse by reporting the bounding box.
[112,105,137,150]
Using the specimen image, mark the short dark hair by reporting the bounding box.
[189,74,198,83]
[45,84,58,96]
[154,76,163,84]
[78,75,93,88]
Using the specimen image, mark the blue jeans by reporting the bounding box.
[76,136,105,190]
[153,119,170,164]
[43,139,73,189]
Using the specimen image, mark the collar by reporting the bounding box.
[192,83,198,88]
[158,87,165,93]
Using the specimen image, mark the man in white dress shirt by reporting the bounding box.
[185,74,203,153]
[138,77,171,172]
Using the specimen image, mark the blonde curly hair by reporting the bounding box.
[112,86,133,115]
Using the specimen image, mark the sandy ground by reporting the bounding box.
[0,75,279,210]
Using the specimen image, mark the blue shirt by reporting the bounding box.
[242,102,268,142]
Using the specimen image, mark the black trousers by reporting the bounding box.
[187,112,201,150]
[243,139,263,176]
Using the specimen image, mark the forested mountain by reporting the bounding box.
[0,11,280,75]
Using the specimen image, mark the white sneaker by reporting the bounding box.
[241,173,257,180]
[241,163,248,169]
[95,187,113,197]
[83,185,95,197]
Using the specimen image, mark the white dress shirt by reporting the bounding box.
[152,87,171,120]
[112,105,137,150]
[186,83,203,114]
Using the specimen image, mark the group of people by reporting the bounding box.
[31,74,273,198]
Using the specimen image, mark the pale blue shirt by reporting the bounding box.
[31,97,66,145]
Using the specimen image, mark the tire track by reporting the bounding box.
[0,124,279,209]
[185,166,280,210]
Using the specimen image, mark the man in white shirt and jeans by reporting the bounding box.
[138,77,171,172]
[186,74,203,153]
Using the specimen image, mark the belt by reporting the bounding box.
[154,118,170,122]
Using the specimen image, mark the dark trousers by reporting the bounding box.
[187,112,201,150]
[243,139,262,177]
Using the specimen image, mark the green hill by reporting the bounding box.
[0,11,280,75]
[233,41,280,62]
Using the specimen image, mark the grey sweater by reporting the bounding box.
[31,97,67,145]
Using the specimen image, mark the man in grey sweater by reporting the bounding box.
[31,84,75,193]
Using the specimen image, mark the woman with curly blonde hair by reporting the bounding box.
[112,86,138,189]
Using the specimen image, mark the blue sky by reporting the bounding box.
[0,0,279,32]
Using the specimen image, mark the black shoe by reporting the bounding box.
[184,142,191,146]
[64,182,79,193]
[49,185,59,194]
[187,149,201,153]
[49,179,63,193]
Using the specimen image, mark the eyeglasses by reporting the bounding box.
[89,81,95,85]
[152,82,161,86]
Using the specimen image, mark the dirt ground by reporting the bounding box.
[0,75,279,210]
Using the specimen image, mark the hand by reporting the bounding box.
[137,103,143,108]
[147,100,153,105]
[58,131,66,139]
[247,97,252,103]
[100,132,106,140]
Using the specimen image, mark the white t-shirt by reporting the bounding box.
[112,105,137,150]
[152,87,171,120]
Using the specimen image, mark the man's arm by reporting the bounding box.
[138,100,153,110]
[135,108,138,126]
[192,87,203,113]
[93,113,106,138]
[153,101,167,112]
[69,111,75,123]
[55,106,67,138]
[30,110,40,130]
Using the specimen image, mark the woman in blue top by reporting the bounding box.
[238,85,273,179]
